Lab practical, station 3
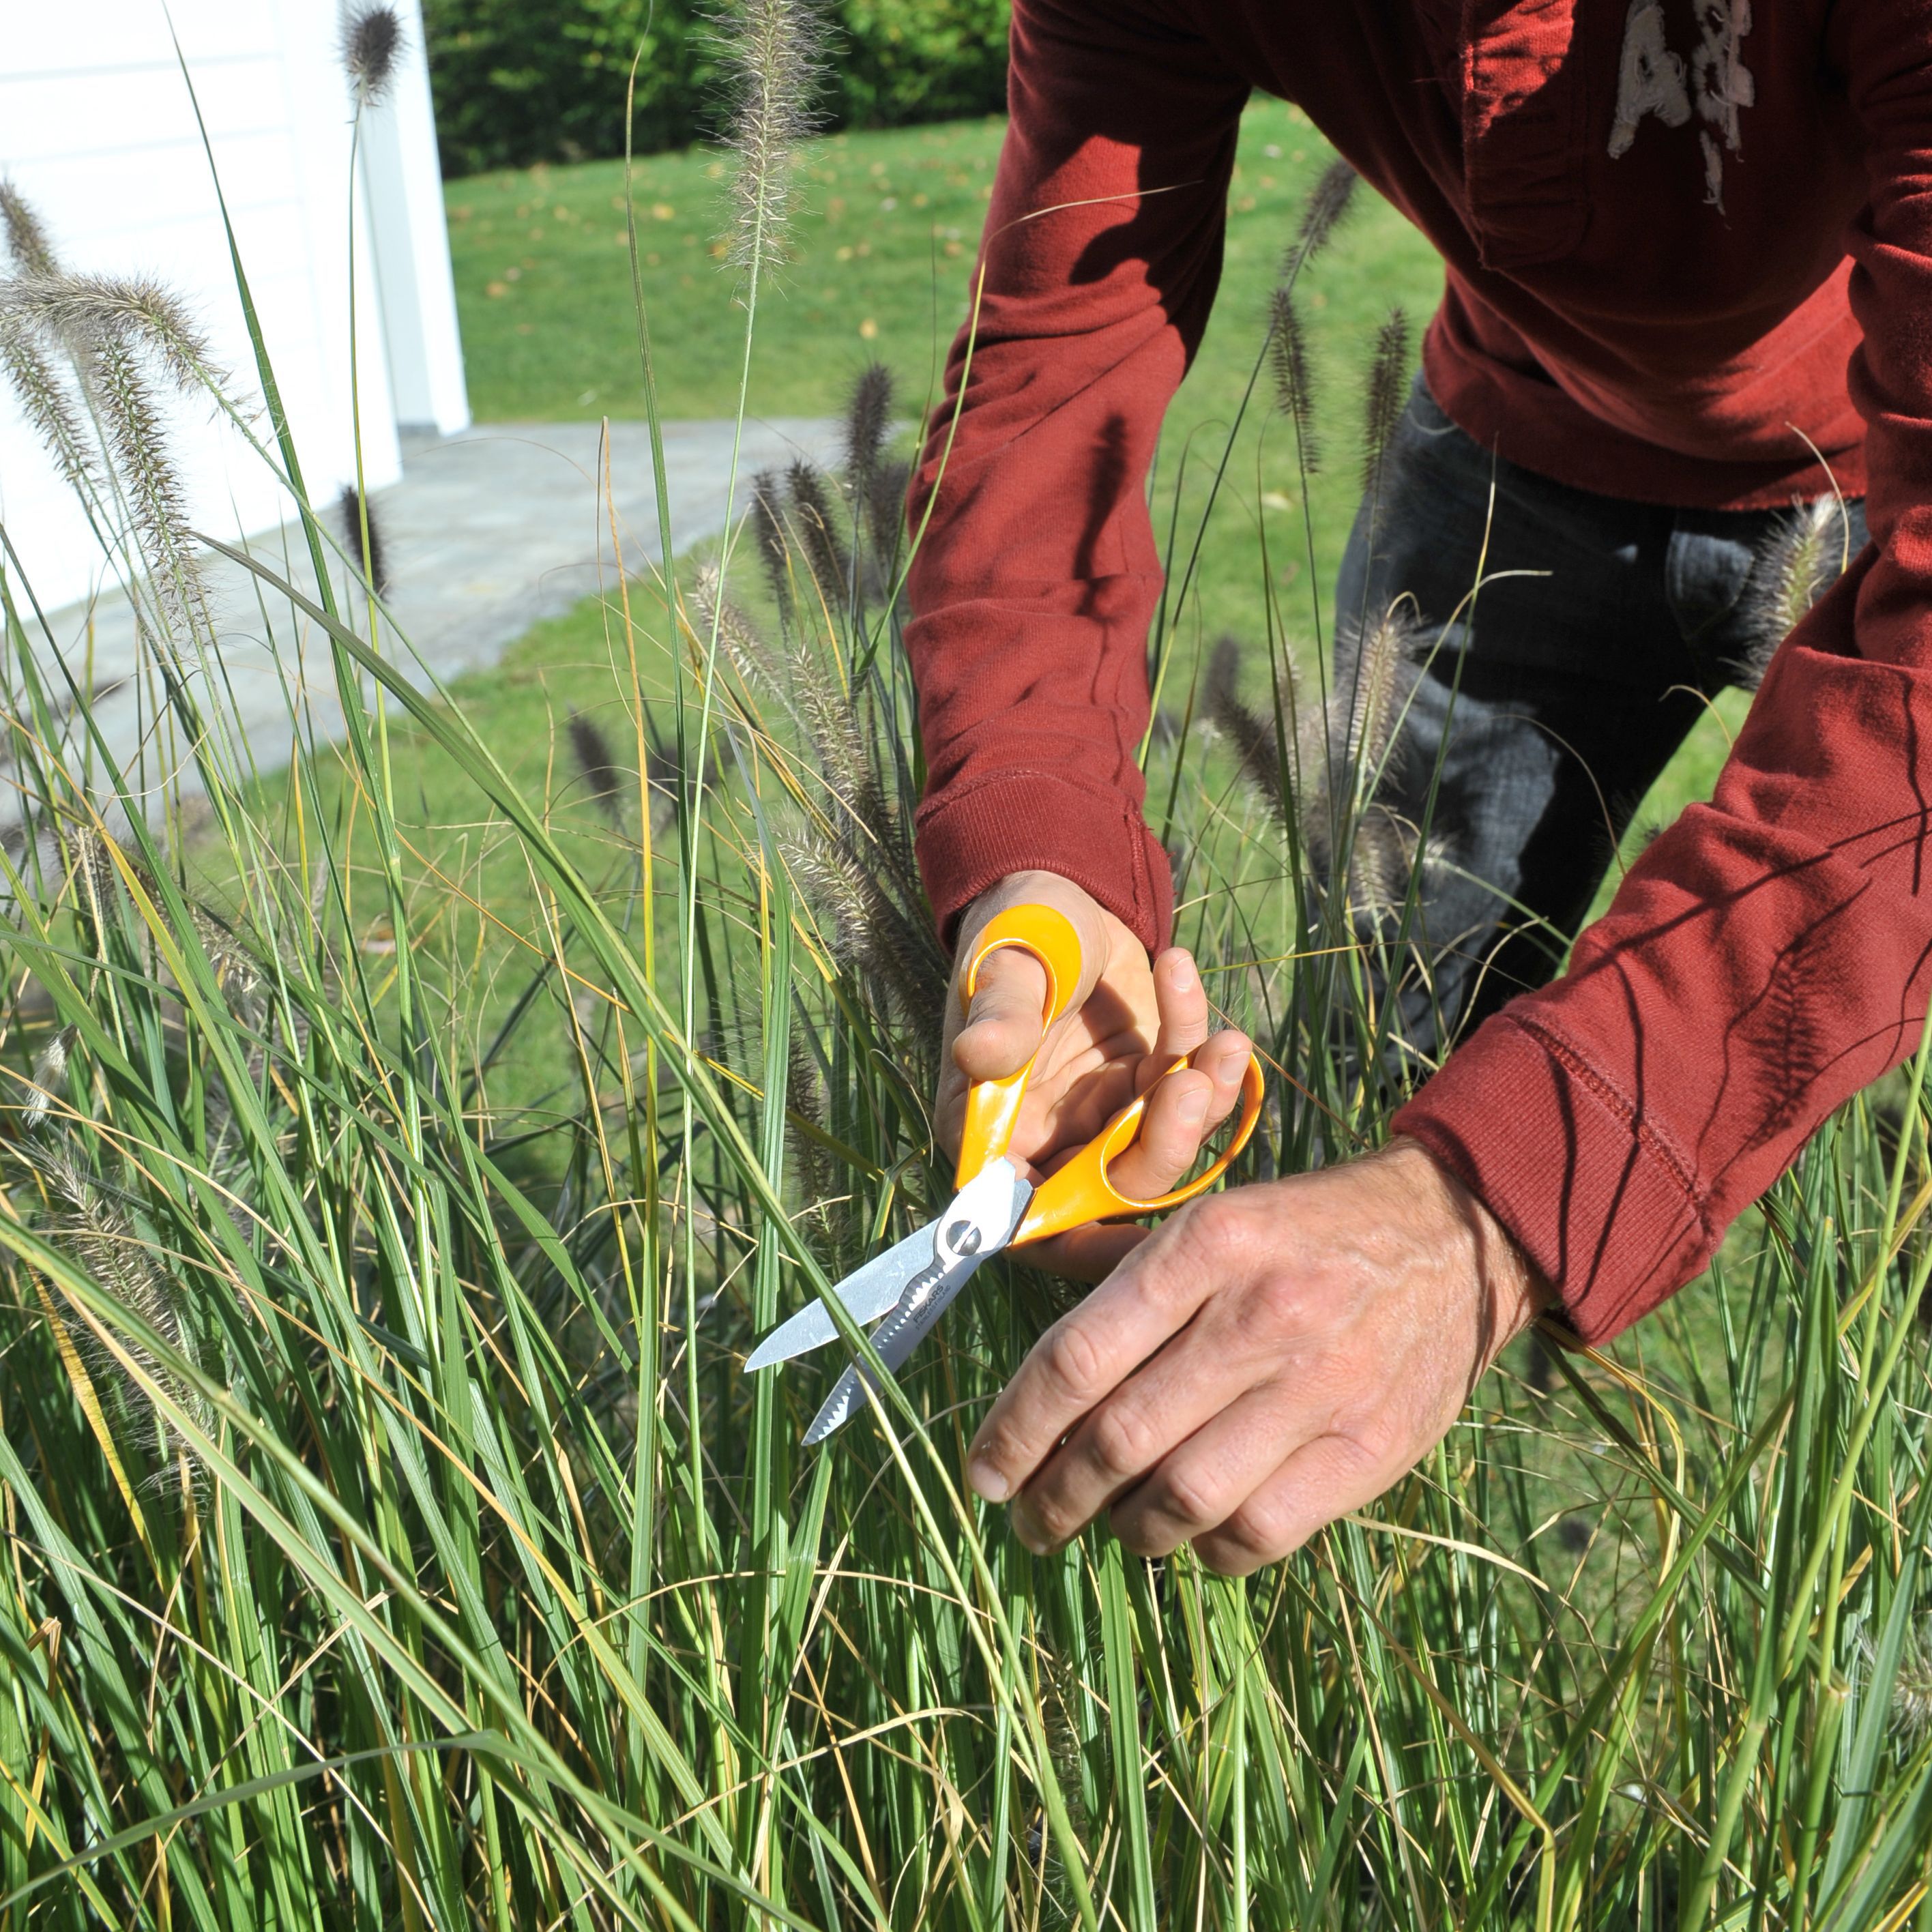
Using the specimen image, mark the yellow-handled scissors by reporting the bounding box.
[746,903,1265,1442]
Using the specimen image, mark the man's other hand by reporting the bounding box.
[939,871,1253,1281]
[964,1138,1552,1575]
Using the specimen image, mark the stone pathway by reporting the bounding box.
[22,416,840,810]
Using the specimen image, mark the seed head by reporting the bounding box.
[338,484,390,596]
[1735,496,1848,690]
[1268,287,1319,473]
[5,272,220,643]
[1361,308,1411,510]
[749,470,793,616]
[22,273,216,394]
[1335,598,1426,786]
[864,453,910,580]
[1203,636,1289,823]
[1281,159,1357,286]
[0,181,59,278]
[342,4,405,108]
[692,560,783,697]
[1896,1628,1932,1742]
[23,1025,76,1132]
[842,362,895,498]
[785,457,849,603]
[0,307,95,495]
[566,708,626,830]
[716,0,828,274]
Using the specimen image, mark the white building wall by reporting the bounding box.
[0,0,466,617]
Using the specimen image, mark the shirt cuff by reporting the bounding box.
[914,768,1175,953]
[1391,1010,1711,1345]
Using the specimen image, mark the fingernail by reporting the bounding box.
[1010,1505,1047,1553]
[1168,954,1197,992]
[968,1455,1009,1503]
[1178,1086,1208,1124]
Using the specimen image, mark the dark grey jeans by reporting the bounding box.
[1335,376,1867,1063]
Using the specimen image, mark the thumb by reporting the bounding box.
[952,944,1051,1084]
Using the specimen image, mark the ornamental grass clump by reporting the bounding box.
[0,42,1925,1932]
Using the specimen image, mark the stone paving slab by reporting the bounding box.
[19,415,841,813]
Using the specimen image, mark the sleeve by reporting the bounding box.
[1394,4,1932,1345]
[904,0,1249,952]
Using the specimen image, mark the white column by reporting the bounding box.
[360,0,470,436]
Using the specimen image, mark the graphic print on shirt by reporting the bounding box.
[1609,0,1753,210]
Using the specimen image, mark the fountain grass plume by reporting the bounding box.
[1736,495,1846,689]
[3,267,220,642]
[701,551,868,816]
[692,558,785,702]
[23,272,219,393]
[716,0,828,275]
[785,456,851,604]
[341,4,405,108]
[1360,307,1411,506]
[866,452,911,581]
[785,830,946,1040]
[20,1136,215,1476]
[566,707,626,830]
[338,482,389,596]
[1203,635,1291,821]
[1281,158,1358,284]
[1339,598,1424,785]
[1208,601,1433,924]
[843,360,895,497]
[22,1025,76,1135]
[0,180,59,279]
[750,468,793,616]
[0,303,95,497]
[85,313,209,640]
[1268,286,1319,473]
[1896,1622,1932,1742]
[0,196,94,497]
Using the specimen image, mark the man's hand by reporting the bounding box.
[939,871,1254,1280]
[963,1138,1552,1575]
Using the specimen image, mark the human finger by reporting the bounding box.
[965,1203,1232,1503]
[1197,1029,1254,1120]
[952,943,1049,1085]
[1018,1222,1150,1284]
[1104,1027,1253,1201]
[1190,1432,1394,1576]
[1101,1064,1212,1201]
[1106,1386,1307,1559]
[1008,1342,1278,1555]
[1145,949,1209,1064]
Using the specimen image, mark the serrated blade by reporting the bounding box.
[803,1165,1031,1445]
[744,1219,938,1370]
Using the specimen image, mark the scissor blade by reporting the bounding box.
[744,1219,938,1370]
[803,1253,987,1444]
[803,1166,1034,1446]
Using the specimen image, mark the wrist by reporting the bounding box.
[1380,1135,1557,1360]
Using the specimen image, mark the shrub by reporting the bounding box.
[422,0,1011,177]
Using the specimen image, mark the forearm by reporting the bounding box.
[905,0,1246,949]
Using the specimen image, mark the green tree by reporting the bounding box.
[422,0,1012,177]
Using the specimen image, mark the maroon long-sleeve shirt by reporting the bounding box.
[905,0,1932,1343]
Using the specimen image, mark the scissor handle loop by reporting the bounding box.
[1012,1051,1266,1250]
[954,904,1086,1188]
